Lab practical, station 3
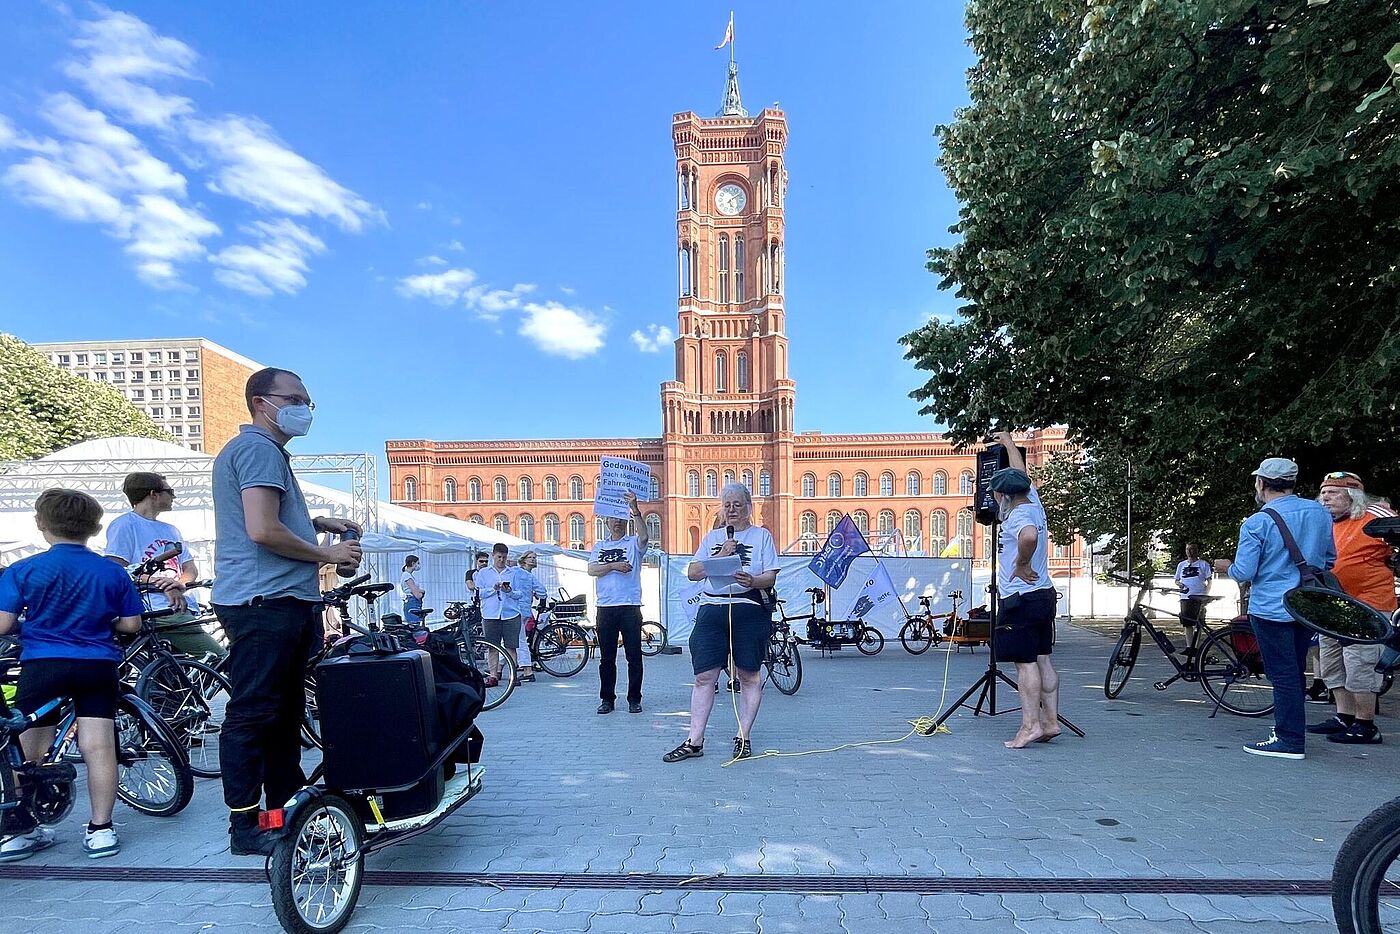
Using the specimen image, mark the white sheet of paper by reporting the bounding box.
[703,555,743,588]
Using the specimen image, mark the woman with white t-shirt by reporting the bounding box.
[663,483,779,763]
[400,555,425,623]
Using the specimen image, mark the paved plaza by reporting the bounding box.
[3,621,1394,932]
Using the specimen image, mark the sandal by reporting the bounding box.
[732,736,752,760]
[662,739,704,763]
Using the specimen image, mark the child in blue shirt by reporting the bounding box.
[0,489,144,862]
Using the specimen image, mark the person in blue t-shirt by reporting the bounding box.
[0,489,144,862]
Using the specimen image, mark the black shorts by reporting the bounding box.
[995,589,1057,663]
[689,601,770,675]
[13,658,120,725]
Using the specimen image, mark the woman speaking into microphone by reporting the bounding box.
[663,482,779,763]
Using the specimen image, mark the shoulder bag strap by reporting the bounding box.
[1261,507,1310,575]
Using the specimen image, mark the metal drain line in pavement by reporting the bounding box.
[0,865,1331,897]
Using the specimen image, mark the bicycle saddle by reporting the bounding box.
[409,607,433,619]
[352,582,394,599]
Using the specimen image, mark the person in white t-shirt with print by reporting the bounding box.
[663,483,779,764]
[1173,543,1213,630]
[589,492,649,714]
[400,555,425,623]
[989,432,1062,750]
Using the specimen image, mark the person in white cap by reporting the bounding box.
[1214,457,1335,759]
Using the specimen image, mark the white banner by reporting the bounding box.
[595,456,652,519]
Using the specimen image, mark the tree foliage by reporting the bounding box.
[0,333,170,460]
[904,0,1400,561]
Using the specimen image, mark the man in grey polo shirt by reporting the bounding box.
[212,367,361,856]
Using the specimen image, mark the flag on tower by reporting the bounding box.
[714,12,734,51]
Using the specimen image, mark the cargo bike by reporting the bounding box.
[266,576,486,934]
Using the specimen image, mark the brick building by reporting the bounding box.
[35,338,264,455]
[387,66,1082,572]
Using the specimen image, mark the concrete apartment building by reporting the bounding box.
[35,338,264,455]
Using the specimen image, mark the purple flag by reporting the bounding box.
[808,515,869,588]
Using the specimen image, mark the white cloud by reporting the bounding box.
[126,193,220,285]
[40,93,186,194]
[64,6,198,128]
[519,302,605,359]
[629,323,675,353]
[3,156,125,224]
[416,200,432,210]
[417,254,447,267]
[446,239,464,252]
[397,267,478,304]
[211,219,326,296]
[558,285,576,295]
[185,115,380,231]
[464,282,536,320]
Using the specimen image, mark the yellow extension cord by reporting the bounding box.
[720,603,954,768]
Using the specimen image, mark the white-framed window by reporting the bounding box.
[493,477,507,501]
[57,354,70,365]
[853,510,869,534]
[519,477,533,501]
[687,471,700,497]
[827,511,841,533]
[904,510,921,544]
[650,476,661,500]
[189,442,201,452]
[112,352,124,364]
[494,514,509,534]
[854,473,868,497]
[933,472,948,496]
[188,406,200,417]
[185,349,198,361]
[715,351,728,392]
[960,471,974,497]
[96,371,108,381]
[150,389,163,400]
[150,406,164,418]
[169,425,182,436]
[828,473,842,498]
[95,352,107,365]
[189,425,201,437]
[543,514,560,544]
[76,353,88,364]
[930,510,948,554]
[545,476,559,501]
[906,472,920,496]
[130,371,142,383]
[741,470,753,492]
[468,478,482,501]
[169,388,181,399]
[519,515,535,541]
[957,509,974,557]
[187,388,199,399]
[734,237,745,302]
[404,477,418,500]
[149,370,162,382]
[736,351,749,392]
[879,472,894,497]
[645,513,661,542]
[718,235,730,304]
[680,244,692,297]
[878,510,895,534]
[149,351,162,363]
[569,476,584,500]
[759,469,771,497]
[443,478,457,502]
[596,517,607,541]
[800,512,817,552]
[801,473,816,497]
[168,369,181,380]
[705,470,718,498]
[132,389,144,400]
[186,369,199,381]
[568,514,586,549]
[171,406,182,416]
[112,371,125,382]
[723,469,735,487]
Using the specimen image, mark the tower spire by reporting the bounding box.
[717,61,747,117]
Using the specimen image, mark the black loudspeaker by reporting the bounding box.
[974,445,1027,526]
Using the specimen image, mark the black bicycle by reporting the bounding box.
[764,616,803,695]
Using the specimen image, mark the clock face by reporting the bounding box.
[715,184,747,216]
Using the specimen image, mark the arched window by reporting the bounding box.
[519,514,535,541]
[518,477,533,501]
[734,237,745,302]
[879,472,894,497]
[718,235,730,304]
[854,473,868,497]
[493,477,507,501]
[403,477,417,501]
[679,245,692,296]
[828,473,842,498]
[715,351,728,392]
[933,471,947,496]
[543,514,560,544]
[569,476,584,500]
[649,476,661,500]
[568,514,586,549]
[878,510,896,534]
[741,469,753,491]
[800,512,817,553]
[469,477,482,501]
[957,508,974,557]
[853,510,869,534]
[469,513,484,525]
[930,510,948,555]
[801,473,816,497]
[736,352,749,392]
[443,477,457,502]
[826,511,842,533]
[493,514,509,534]
[596,517,607,542]
[723,469,735,487]
[959,471,974,497]
[687,470,700,497]
[705,470,718,498]
[904,510,921,546]
[645,513,661,543]
[759,469,771,497]
[906,472,920,497]
[983,525,994,562]
[771,242,781,294]
[678,170,689,210]
[544,476,558,501]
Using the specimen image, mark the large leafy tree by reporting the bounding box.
[904,0,1400,561]
[0,333,169,460]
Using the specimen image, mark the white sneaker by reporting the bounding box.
[0,826,57,862]
[83,826,120,859]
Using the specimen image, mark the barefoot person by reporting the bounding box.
[989,431,1061,749]
[663,483,778,763]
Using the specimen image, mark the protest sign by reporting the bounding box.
[595,456,652,520]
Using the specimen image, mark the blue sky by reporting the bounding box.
[0,2,973,464]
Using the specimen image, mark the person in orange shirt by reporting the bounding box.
[1308,471,1397,745]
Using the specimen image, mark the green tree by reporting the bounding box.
[0,333,170,460]
[903,0,1400,563]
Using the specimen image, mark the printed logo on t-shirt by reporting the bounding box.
[143,539,180,572]
[1181,565,1200,578]
[711,540,752,566]
[598,547,628,565]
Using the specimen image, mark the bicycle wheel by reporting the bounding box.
[270,793,365,934]
[135,656,230,779]
[899,618,935,655]
[300,672,322,751]
[1104,626,1142,699]
[1333,795,1400,934]
[1196,626,1275,717]
[113,694,195,817]
[640,621,668,657]
[533,623,590,678]
[856,626,885,656]
[462,638,517,710]
[765,637,803,695]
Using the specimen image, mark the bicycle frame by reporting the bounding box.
[1122,581,1217,683]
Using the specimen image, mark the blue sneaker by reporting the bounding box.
[1243,733,1304,759]
[0,826,57,862]
[83,826,120,859]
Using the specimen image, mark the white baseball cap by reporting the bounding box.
[1251,457,1299,481]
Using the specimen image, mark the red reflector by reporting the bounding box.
[259,808,285,830]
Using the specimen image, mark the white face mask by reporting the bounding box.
[267,399,313,437]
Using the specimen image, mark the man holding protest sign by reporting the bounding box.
[589,490,649,714]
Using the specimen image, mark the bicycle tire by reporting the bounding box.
[462,638,517,710]
[1195,626,1275,717]
[856,626,884,656]
[1333,794,1400,934]
[533,623,590,678]
[301,671,322,751]
[112,693,195,817]
[135,656,230,779]
[1104,626,1141,699]
[899,618,935,655]
[765,637,802,695]
[640,621,668,657]
[270,792,365,934]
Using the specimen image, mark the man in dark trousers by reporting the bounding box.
[211,367,361,855]
[589,492,649,714]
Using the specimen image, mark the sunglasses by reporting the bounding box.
[1325,471,1357,480]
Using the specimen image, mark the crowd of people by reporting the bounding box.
[0,364,1395,867]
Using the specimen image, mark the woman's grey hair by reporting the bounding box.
[719,481,752,507]
[1319,488,1373,521]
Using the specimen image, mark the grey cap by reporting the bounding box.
[1252,457,1299,481]
[989,467,1032,494]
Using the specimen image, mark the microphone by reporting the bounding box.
[726,524,735,539]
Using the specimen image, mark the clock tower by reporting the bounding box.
[660,64,796,551]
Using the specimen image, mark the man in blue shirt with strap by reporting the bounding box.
[1215,457,1335,759]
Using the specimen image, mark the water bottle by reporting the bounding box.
[336,527,361,579]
